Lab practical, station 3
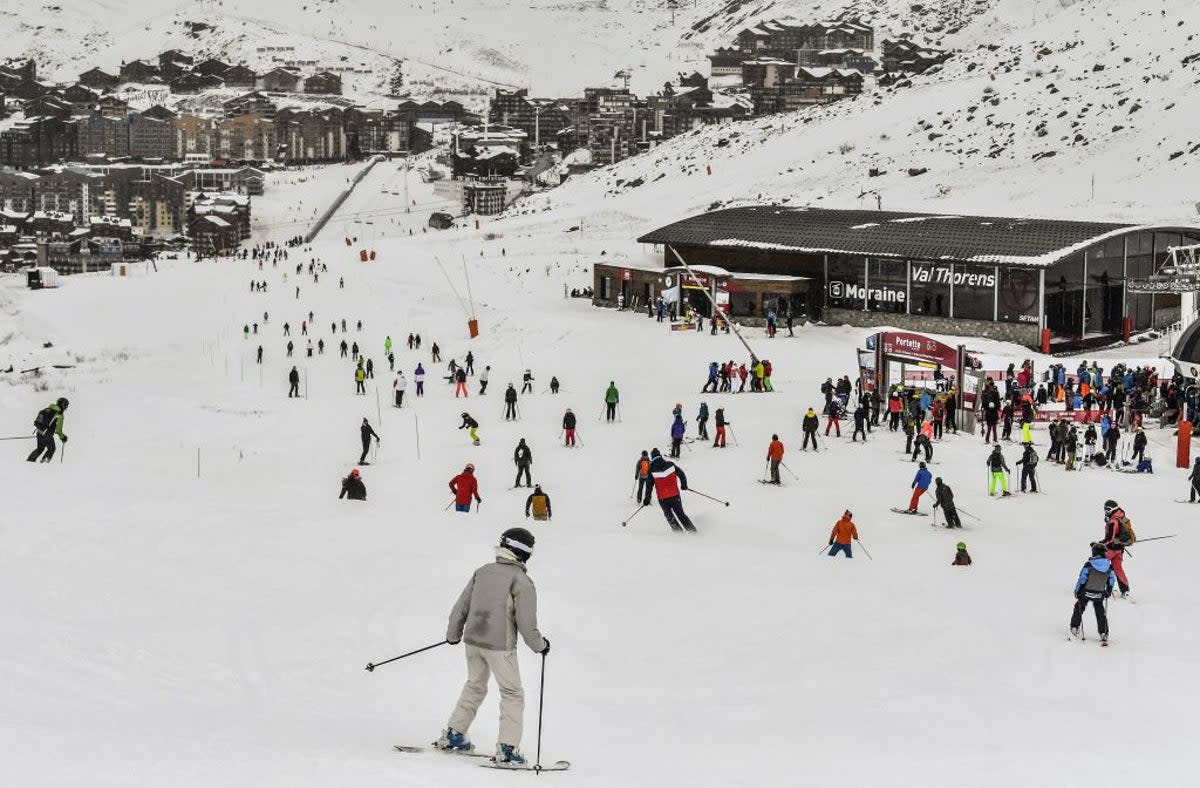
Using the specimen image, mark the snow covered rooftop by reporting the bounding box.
[638,206,1199,268]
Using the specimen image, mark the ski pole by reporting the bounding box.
[854,538,873,560]
[60,443,66,463]
[621,503,646,527]
[686,488,730,507]
[956,506,981,522]
[763,460,770,482]
[1131,535,1177,543]
[444,499,455,511]
[365,640,449,671]
[779,461,800,480]
[575,430,584,447]
[534,651,546,774]
[817,542,831,555]
[0,435,36,441]
[728,427,738,446]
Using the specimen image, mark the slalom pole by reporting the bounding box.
[854,539,873,560]
[686,488,730,507]
[956,506,981,522]
[621,503,646,527]
[365,640,449,672]
[534,652,546,774]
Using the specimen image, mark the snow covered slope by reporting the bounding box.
[8,0,980,98]
[0,155,1197,788]
[512,0,1200,231]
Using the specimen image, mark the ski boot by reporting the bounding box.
[436,728,472,752]
[1101,633,1109,644]
[1070,627,1080,638]
[1001,491,1012,497]
[493,744,526,765]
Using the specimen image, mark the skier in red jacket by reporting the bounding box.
[449,464,482,513]
[641,448,696,533]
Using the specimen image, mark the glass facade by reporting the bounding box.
[909,260,949,317]
[826,255,865,310]
[866,258,908,313]
[951,264,998,321]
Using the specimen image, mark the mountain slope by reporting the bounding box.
[507,0,1200,235]
[9,0,985,97]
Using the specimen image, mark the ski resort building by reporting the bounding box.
[635,206,1200,349]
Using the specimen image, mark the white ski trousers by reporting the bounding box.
[448,644,525,746]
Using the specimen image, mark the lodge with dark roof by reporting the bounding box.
[632,206,1200,349]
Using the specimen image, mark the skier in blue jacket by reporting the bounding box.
[669,414,686,458]
[1070,543,1117,642]
[905,462,933,513]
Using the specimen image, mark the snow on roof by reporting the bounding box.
[202,215,231,228]
[637,206,1188,268]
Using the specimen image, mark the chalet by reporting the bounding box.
[29,210,75,236]
[708,48,745,78]
[193,58,231,77]
[119,60,161,83]
[142,105,177,122]
[23,95,75,120]
[223,91,277,120]
[258,68,302,92]
[184,166,265,195]
[61,84,101,112]
[170,72,218,94]
[158,50,194,79]
[89,214,135,241]
[0,67,22,91]
[741,58,794,89]
[78,67,120,91]
[814,48,878,73]
[8,80,55,101]
[96,94,130,118]
[735,26,771,53]
[881,38,948,74]
[303,71,342,95]
[221,64,257,88]
[189,213,239,254]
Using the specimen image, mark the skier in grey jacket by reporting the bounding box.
[438,528,550,765]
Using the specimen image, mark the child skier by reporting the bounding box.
[951,541,972,566]
[907,461,932,512]
[986,445,1011,496]
[1070,543,1116,643]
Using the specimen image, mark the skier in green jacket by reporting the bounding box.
[604,381,620,422]
[27,397,68,462]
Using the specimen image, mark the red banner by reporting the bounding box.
[880,331,959,370]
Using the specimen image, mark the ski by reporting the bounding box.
[890,507,928,517]
[393,744,491,759]
[1174,500,1199,504]
[479,759,571,772]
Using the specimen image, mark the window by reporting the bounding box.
[1046,253,1084,336]
[909,260,949,317]
[866,258,908,313]
[1085,239,1124,334]
[997,267,1040,325]
[1126,233,1153,330]
[951,264,997,321]
[826,254,865,310]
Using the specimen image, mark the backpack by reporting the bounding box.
[33,406,55,433]
[1115,516,1137,545]
[1082,564,1110,595]
[637,458,650,477]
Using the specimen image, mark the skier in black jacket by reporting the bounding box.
[359,418,380,464]
[1015,443,1039,492]
[801,408,819,450]
[339,468,367,500]
[27,398,68,463]
[504,384,519,420]
[288,366,300,398]
[931,478,961,528]
[513,438,533,488]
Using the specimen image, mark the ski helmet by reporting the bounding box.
[1092,542,1107,557]
[350,468,360,478]
[56,397,69,409]
[500,527,535,562]
[1103,499,1118,514]
[956,542,966,551]
[465,463,475,472]
[650,448,661,458]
